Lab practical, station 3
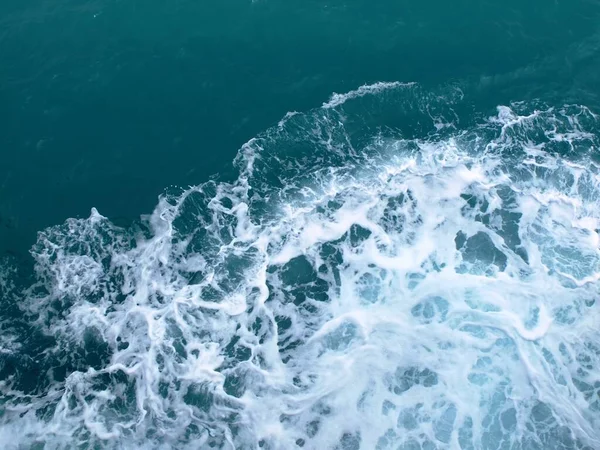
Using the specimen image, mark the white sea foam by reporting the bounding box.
[322,81,414,109]
[1,83,599,450]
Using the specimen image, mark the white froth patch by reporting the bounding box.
[322,81,414,109]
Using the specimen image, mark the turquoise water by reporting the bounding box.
[2,0,600,255]
[1,1,600,449]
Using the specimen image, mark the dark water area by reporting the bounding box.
[1,0,600,258]
[2,2,600,448]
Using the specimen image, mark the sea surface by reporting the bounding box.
[1,0,600,449]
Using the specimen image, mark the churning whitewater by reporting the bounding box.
[0,83,599,450]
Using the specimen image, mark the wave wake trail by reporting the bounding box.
[0,84,599,450]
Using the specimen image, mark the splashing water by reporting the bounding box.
[1,84,599,450]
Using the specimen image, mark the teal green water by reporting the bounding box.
[2,1,600,449]
[2,0,600,256]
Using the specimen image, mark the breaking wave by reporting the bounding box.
[1,83,599,450]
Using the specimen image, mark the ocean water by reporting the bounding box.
[2,1,600,450]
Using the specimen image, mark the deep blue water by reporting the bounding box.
[1,1,600,449]
[2,0,600,256]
